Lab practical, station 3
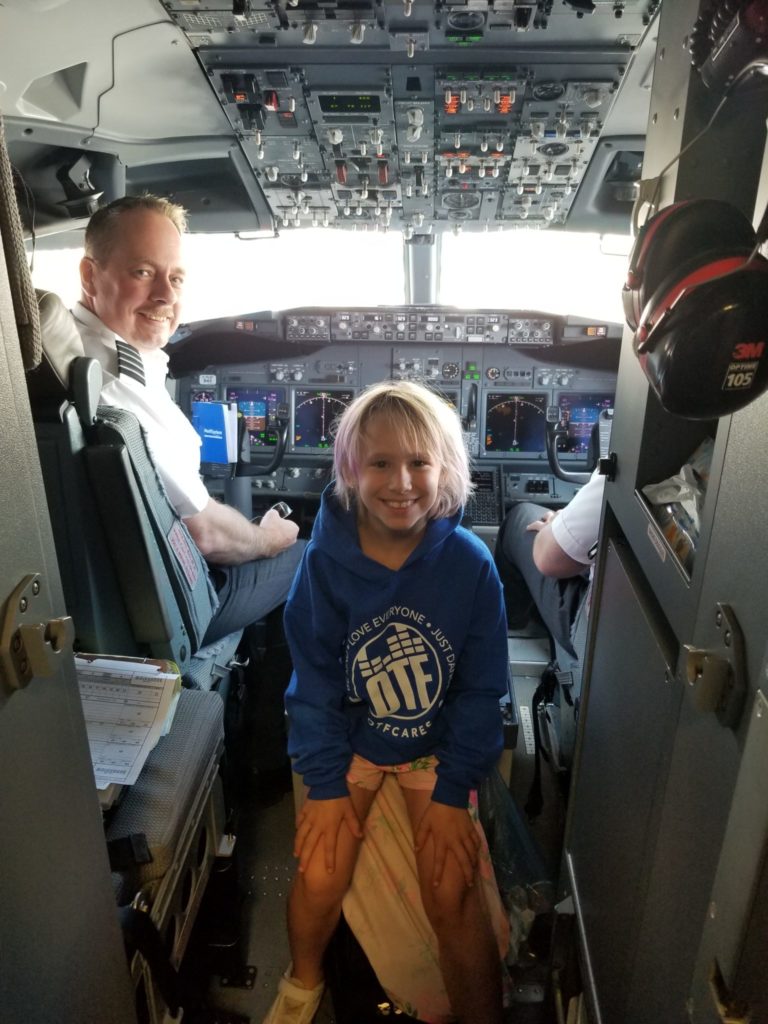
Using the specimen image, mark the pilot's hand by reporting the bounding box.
[526,509,558,534]
[293,794,363,874]
[256,506,299,556]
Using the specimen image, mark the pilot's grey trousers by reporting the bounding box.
[204,540,307,774]
[203,540,307,646]
[494,502,587,658]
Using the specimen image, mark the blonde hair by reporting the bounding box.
[333,380,473,518]
[84,194,188,262]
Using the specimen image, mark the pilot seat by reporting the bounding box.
[24,289,244,1024]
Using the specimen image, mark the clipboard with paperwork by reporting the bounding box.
[75,654,182,804]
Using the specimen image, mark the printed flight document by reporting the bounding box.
[75,655,181,791]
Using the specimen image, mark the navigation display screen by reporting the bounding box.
[226,387,285,448]
[483,392,548,454]
[555,392,614,454]
[293,389,355,450]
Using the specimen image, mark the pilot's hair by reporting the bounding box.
[333,380,472,518]
[84,194,188,261]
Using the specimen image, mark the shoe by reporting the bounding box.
[254,764,294,807]
[262,970,324,1024]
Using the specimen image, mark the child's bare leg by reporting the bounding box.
[403,789,503,1024]
[288,785,377,988]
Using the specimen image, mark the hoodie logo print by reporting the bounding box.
[351,621,441,720]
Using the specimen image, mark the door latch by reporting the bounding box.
[683,604,747,729]
[0,574,75,699]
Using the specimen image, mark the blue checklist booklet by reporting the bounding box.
[191,401,239,465]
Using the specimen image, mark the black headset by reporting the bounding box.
[622,197,768,419]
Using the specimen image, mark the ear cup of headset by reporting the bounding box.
[622,199,758,332]
[625,198,768,419]
[636,256,768,418]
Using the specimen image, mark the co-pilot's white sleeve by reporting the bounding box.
[550,470,605,565]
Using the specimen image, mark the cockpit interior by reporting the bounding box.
[3,2,768,1024]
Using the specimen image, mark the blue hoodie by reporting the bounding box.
[284,485,508,808]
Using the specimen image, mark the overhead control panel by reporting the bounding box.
[159,0,658,236]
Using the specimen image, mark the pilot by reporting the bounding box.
[494,469,605,657]
[73,194,306,800]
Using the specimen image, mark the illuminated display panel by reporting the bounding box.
[483,391,548,454]
[556,392,614,455]
[318,94,381,114]
[226,387,285,448]
[293,389,355,450]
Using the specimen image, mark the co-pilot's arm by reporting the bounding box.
[527,512,587,579]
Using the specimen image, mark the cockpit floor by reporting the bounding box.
[197,791,334,1023]
[192,782,556,1024]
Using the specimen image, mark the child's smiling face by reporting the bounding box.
[354,414,441,543]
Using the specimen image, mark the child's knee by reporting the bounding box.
[419,871,476,926]
[292,859,352,906]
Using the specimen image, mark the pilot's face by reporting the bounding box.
[355,414,441,545]
[80,209,186,351]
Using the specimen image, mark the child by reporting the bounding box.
[263,380,509,1024]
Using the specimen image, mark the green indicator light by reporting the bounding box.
[473,373,480,380]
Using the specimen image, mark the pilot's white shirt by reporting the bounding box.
[72,302,210,519]
[550,469,605,566]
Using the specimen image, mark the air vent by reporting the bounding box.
[180,11,271,30]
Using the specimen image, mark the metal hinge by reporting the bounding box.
[0,573,75,700]
[683,604,747,730]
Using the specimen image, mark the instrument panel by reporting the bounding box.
[175,305,620,524]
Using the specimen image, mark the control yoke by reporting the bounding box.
[463,382,478,432]
[546,407,614,485]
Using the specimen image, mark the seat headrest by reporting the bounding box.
[36,290,85,389]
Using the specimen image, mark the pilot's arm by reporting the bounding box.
[184,501,298,565]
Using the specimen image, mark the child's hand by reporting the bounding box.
[414,801,481,889]
[294,795,363,875]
